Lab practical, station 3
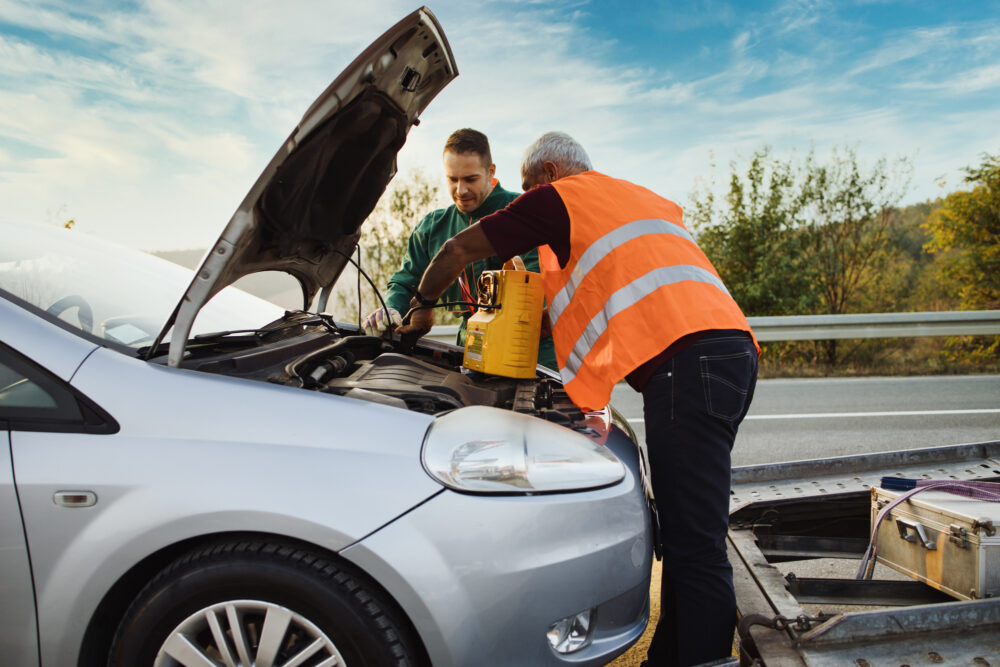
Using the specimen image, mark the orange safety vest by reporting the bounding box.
[538,171,759,411]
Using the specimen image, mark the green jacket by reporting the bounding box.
[386,182,557,370]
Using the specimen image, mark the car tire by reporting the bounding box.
[108,540,420,667]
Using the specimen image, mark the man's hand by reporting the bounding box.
[362,307,402,337]
[394,223,495,339]
[395,299,435,337]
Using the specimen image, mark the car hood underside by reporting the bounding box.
[157,8,457,367]
[178,317,595,432]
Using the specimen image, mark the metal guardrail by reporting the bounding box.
[749,310,1000,342]
[425,310,1000,345]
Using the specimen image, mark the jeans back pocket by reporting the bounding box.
[699,351,753,422]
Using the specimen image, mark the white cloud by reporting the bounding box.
[0,1,110,42]
[1,0,998,252]
[732,31,752,52]
[848,26,955,77]
[900,63,1000,95]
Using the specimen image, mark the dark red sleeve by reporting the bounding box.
[479,184,572,267]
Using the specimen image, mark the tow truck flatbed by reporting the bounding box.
[728,440,1000,666]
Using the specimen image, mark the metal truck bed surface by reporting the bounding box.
[727,441,1000,666]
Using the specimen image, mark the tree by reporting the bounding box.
[799,149,911,363]
[689,148,816,316]
[923,152,1000,311]
[332,168,450,323]
[799,148,911,317]
[922,152,1000,363]
[689,146,911,365]
[888,201,953,311]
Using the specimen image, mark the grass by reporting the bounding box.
[756,336,1000,379]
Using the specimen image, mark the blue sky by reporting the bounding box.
[1,0,999,250]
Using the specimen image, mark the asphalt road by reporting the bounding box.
[609,374,1000,466]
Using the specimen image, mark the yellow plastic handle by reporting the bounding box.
[503,256,526,271]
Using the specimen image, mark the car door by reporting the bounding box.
[0,339,122,665]
[0,347,43,665]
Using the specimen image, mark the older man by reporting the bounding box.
[399,131,759,667]
[363,128,556,370]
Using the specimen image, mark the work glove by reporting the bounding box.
[363,307,402,337]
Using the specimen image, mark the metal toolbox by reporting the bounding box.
[871,487,1000,600]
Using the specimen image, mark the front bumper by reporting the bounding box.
[342,427,652,666]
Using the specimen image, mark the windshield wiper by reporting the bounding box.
[139,313,342,360]
[138,329,262,359]
[193,328,262,340]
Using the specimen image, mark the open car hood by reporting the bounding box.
[157,7,457,366]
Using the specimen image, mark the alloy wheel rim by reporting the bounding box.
[153,599,345,667]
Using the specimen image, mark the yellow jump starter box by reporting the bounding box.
[463,258,544,379]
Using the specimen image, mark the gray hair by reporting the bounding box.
[521,131,593,180]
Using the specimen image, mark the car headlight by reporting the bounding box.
[422,406,625,494]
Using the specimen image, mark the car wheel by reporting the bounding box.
[109,540,420,667]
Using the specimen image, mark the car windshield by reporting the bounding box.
[0,221,285,350]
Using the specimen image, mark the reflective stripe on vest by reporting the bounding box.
[548,218,699,326]
[560,264,732,383]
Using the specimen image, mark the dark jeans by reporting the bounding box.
[643,331,758,667]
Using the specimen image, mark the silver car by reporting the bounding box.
[0,8,652,667]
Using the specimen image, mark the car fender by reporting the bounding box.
[13,346,443,665]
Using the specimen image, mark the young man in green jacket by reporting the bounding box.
[363,128,557,370]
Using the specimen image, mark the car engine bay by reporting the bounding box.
[174,313,592,430]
